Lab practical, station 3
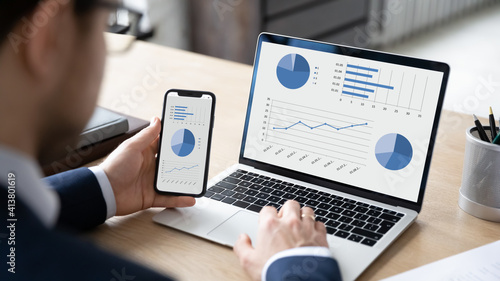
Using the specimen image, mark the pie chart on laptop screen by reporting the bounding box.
[276,54,310,89]
[171,129,195,157]
[375,133,413,171]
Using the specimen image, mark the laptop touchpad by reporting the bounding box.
[207,210,259,247]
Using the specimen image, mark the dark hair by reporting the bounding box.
[0,0,99,43]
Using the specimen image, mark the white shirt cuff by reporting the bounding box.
[89,166,116,219]
[261,246,332,281]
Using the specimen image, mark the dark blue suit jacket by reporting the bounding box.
[1,167,341,281]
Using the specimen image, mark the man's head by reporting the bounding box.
[0,1,98,42]
[0,0,110,164]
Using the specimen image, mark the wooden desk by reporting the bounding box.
[87,39,500,280]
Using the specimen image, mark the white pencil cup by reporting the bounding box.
[459,126,500,222]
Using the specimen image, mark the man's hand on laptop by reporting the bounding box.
[234,200,329,281]
[100,117,196,216]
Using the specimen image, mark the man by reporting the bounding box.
[0,1,342,280]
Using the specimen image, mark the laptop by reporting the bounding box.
[154,33,449,280]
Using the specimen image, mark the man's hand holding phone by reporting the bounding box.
[100,89,215,215]
[100,117,196,216]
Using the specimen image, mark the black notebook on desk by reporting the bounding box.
[76,107,129,149]
[42,107,149,176]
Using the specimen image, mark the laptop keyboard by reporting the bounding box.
[204,169,405,247]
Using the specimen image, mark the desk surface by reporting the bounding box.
[88,39,500,281]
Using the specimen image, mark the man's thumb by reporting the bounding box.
[233,233,254,259]
[129,117,161,149]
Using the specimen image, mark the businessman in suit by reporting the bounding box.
[0,1,341,280]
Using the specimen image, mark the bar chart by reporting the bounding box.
[342,64,394,99]
[168,104,208,125]
[172,106,193,121]
[336,62,429,112]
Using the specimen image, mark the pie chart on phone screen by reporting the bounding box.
[171,129,195,157]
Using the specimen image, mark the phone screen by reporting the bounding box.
[155,90,215,196]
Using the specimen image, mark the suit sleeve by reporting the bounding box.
[264,247,342,281]
[43,167,107,231]
[0,187,174,281]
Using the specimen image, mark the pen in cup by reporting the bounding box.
[473,114,490,143]
[489,107,497,140]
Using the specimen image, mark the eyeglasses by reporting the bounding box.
[98,1,143,53]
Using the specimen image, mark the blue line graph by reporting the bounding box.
[273,120,368,131]
[347,64,378,72]
[164,164,199,174]
[265,99,373,166]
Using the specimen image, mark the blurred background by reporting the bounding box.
[122,0,500,118]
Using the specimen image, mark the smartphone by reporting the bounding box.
[154,89,215,197]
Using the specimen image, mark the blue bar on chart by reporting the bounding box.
[346,70,373,78]
[172,106,194,121]
[341,63,394,99]
[344,78,394,90]
[346,64,378,72]
[342,90,369,99]
[343,84,375,93]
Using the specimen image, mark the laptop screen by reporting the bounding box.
[240,33,449,207]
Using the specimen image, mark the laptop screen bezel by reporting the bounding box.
[239,33,449,213]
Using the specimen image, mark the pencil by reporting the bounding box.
[489,107,497,140]
[473,114,490,142]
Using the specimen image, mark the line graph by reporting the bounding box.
[164,164,199,174]
[273,121,368,131]
[264,99,373,165]
[160,161,200,184]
